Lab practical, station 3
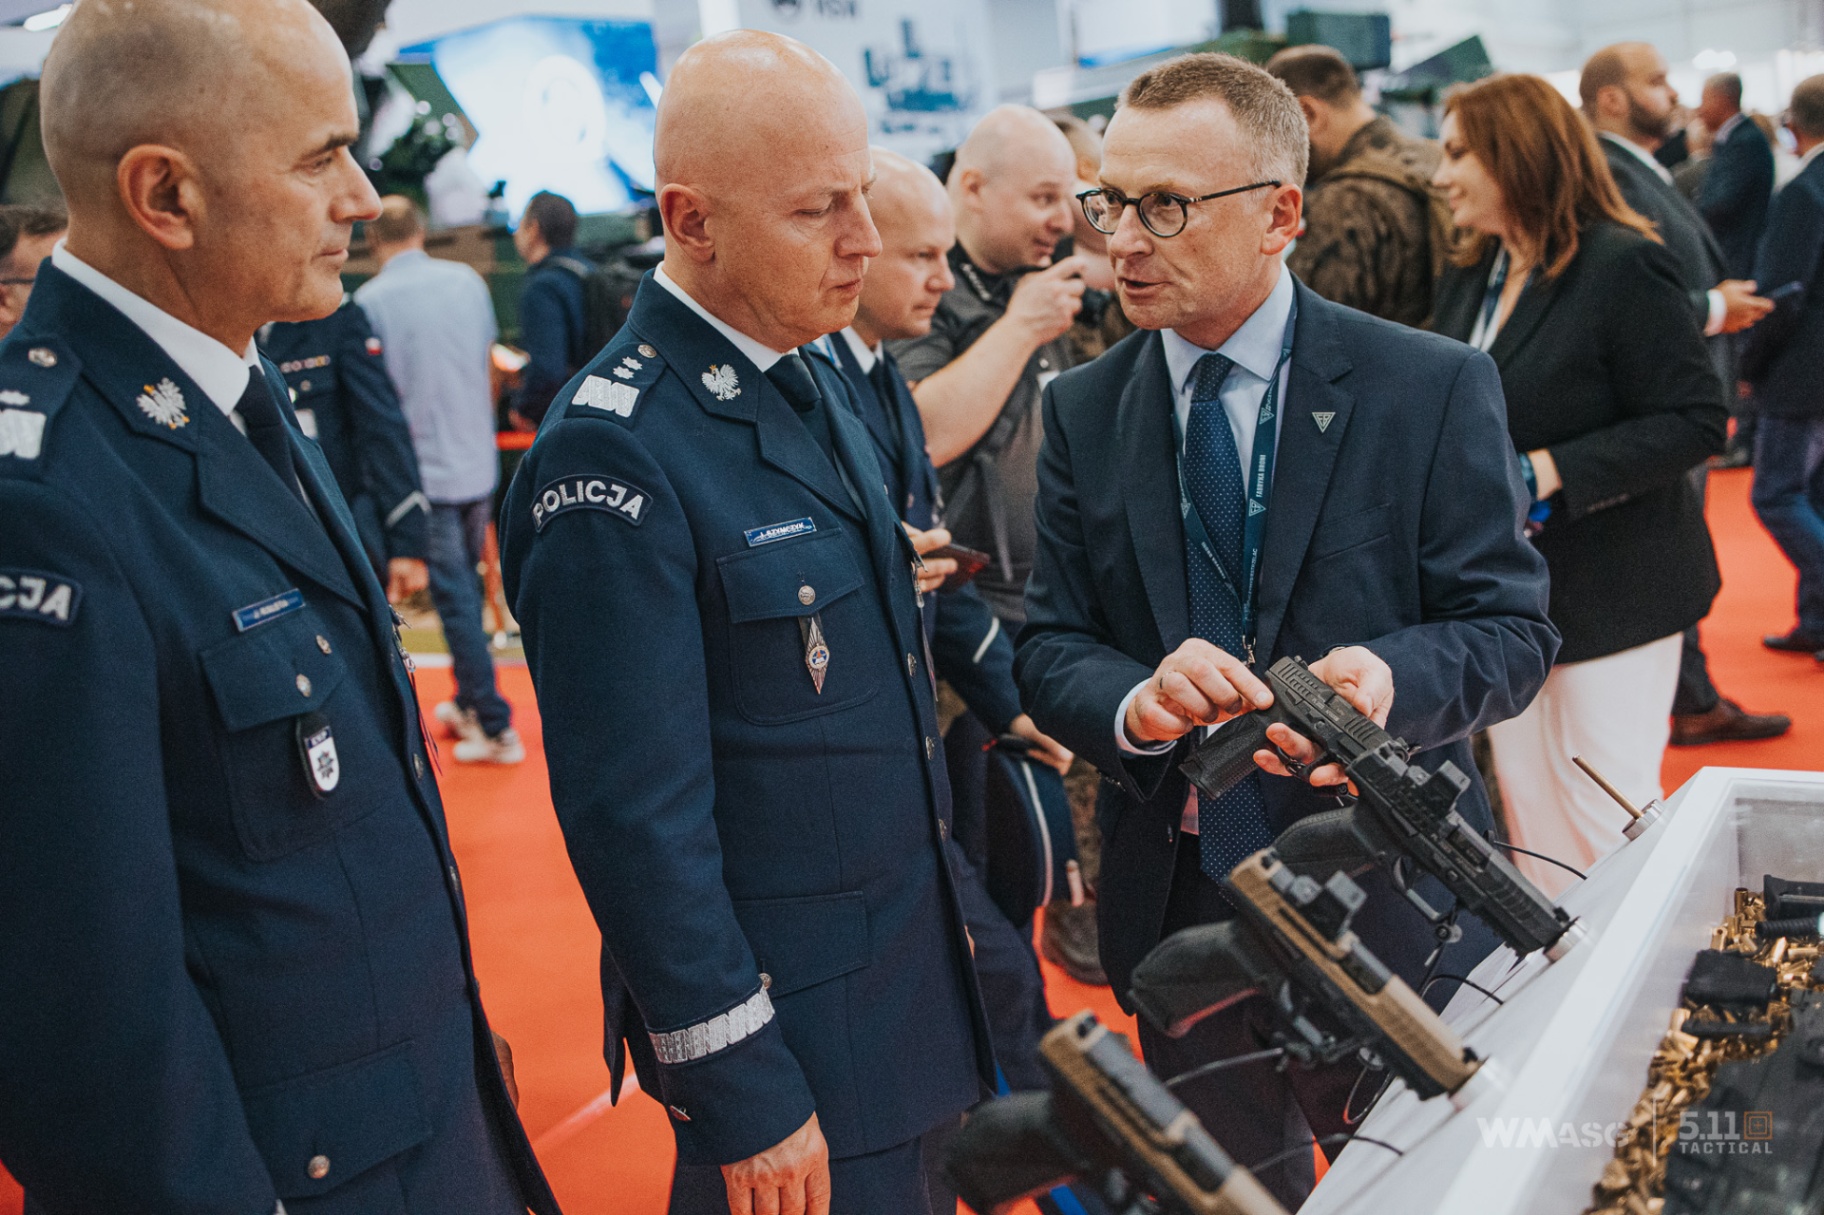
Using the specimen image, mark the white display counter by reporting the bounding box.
[1302,767,1824,1215]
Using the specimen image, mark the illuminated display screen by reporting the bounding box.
[400,16,658,218]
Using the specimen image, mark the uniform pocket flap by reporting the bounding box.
[241,1041,432,1199]
[200,611,347,732]
[732,890,870,997]
[1308,502,1392,561]
[718,529,864,624]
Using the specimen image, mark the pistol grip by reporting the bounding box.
[1130,921,1269,1038]
[1180,713,1274,802]
[1272,808,1379,879]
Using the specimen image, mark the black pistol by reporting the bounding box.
[1131,850,1486,1105]
[946,1012,1288,1215]
[1179,656,1581,961]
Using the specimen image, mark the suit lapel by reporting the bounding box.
[881,351,934,512]
[1486,264,1561,369]
[1255,285,1354,662]
[1118,332,1190,653]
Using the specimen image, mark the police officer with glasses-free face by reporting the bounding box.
[1016,53,1555,1208]
[500,31,992,1215]
[0,1,558,1211]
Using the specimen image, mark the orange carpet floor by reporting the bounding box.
[2,467,1818,1215]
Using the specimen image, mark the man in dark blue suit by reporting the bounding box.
[259,299,431,593]
[1015,53,1557,1206]
[0,1,558,1212]
[1697,72,1776,280]
[1743,76,1824,658]
[499,33,991,1215]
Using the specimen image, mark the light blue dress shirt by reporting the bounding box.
[354,248,500,504]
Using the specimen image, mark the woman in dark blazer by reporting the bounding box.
[1431,73,1726,893]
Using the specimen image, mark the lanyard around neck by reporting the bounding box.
[1469,247,1531,352]
[1173,293,1298,664]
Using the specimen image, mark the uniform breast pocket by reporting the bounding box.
[718,529,881,725]
[200,608,372,861]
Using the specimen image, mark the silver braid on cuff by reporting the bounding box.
[649,987,775,1066]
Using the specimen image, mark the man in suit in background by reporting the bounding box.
[501,32,993,1215]
[1742,76,1824,661]
[0,205,65,340]
[1698,72,1776,281]
[1015,52,1557,1208]
[1580,42,1789,745]
[0,0,558,1210]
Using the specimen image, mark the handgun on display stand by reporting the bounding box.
[1131,850,1491,1107]
[946,1012,1288,1215]
[1179,656,1583,961]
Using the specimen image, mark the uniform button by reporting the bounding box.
[939,819,949,839]
[27,347,55,368]
[669,1105,691,1122]
[413,754,426,780]
[906,653,917,677]
[759,972,772,990]
[925,736,936,760]
[295,673,312,698]
[448,864,461,894]
[315,635,332,655]
[306,1155,331,1181]
[798,585,816,606]
[299,379,312,392]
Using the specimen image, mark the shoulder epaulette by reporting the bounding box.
[562,335,666,424]
[0,335,81,475]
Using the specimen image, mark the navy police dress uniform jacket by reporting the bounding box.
[259,300,429,574]
[0,265,558,1215]
[1014,282,1561,1004]
[499,276,995,1168]
[818,336,1020,732]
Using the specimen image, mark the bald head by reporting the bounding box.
[1580,42,1678,145]
[43,0,347,205]
[949,105,1078,273]
[654,30,880,352]
[868,150,947,238]
[853,150,953,346]
[36,0,377,352]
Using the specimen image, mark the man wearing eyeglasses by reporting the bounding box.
[0,205,66,340]
[1014,53,1557,1207]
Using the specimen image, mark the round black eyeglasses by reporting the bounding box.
[1077,181,1281,238]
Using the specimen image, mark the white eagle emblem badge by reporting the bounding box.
[136,378,189,429]
[702,364,741,401]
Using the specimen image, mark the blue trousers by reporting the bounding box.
[1751,415,1824,636]
[426,499,512,736]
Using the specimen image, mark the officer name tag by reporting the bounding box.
[532,476,648,531]
[233,588,305,632]
[296,712,339,797]
[0,569,80,626]
[744,517,815,547]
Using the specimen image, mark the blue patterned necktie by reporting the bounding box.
[1183,353,1275,883]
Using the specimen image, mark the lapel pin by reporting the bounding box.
[136,378,190,429]
[1312,411,1335,433]
[702,364,741,401]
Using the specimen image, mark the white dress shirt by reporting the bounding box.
[1113,264,1297,832]
[829,325,880,372]
[52,242,261,420]
[654,264,790,372]
[1598,132,1727,336]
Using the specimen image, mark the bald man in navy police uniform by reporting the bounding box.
[500,31,990,1215]
[0,1,557,1211]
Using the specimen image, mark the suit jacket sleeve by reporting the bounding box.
[1549,239,1727,519]
[514,271,574,425]
[0,479,279,1213]
[1015,382,1171,797]
[504,415,815,1165]
[1744,177,1824,374]
[1357,349,1560,745]
[930,582,1021,734]
[340,303,428,562]
[1700,129,1769,230]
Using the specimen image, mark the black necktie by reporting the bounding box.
[768,351,837,466]
[235,371,304,505]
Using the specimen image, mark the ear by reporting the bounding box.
[1261,183,1303,257]
[953,166,987,212]
[1298,96,1322,128]
[1596,84,1626,121]
[116,144,202,252]
[658,183,715,264]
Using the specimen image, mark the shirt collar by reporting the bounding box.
[1161,263,1294,395]
[379,247,430,272]
[1716,112,1746,143]
[1800,142,1824,171]
[1599,130,1675,186]
[51,241,258,416]
[835,326,879,372]
[653,264,789,372]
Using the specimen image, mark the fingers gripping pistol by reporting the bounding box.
[1178,656,1582,961]
[1131,850,1491,1108]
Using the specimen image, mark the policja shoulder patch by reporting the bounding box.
[565,337,666,424]
[532,475,651,531]
[0,568,81,625]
